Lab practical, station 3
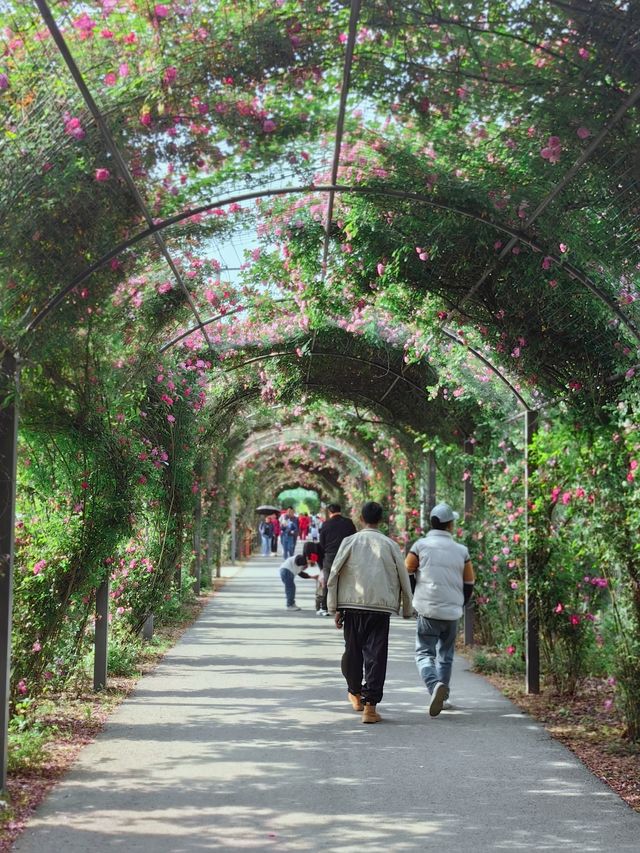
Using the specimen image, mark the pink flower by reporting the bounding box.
[541,256,553,270]
[72,12,96,40]
[17,679,27,695]
[119,63,129,78]
[578,47,589,60]
[554,603,564,614]
[64,116,85,140]
[262,119,277,133]
[32,641,42,653]
[163,66,177,85]
[95,168,110,182]
[104,72,117,86]
[0,73,9,90]
[154,4,169,17]
[576,126,590,140]
[140,111,152,127]
[377,263,385,276]
[569,614,580,626]
[167,414,176,424]
[505,645,516,656]
[33,559,47,575]
[540,136,561,164]
[561,491,572,505]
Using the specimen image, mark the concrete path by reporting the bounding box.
[15,554,640,852]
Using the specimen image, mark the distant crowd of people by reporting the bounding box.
[268,500,474,725]
[258,507,321,559]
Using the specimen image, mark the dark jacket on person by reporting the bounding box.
[319,514,357,567]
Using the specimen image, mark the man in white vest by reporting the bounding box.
[405,502,475,717]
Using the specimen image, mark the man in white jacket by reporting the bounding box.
[327,501,413,724]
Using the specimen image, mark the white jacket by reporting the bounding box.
[327,528,413,616]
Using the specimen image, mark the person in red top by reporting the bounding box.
[270,514,280,556]
[298,512,310,541]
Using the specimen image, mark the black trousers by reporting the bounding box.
[341,609,391,705]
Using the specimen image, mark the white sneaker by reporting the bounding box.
[316,609,327,617]
[429,682,448,717]
[286,605,301,611]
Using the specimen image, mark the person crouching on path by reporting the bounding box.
[279,554,318,611]
[405,502,475,717]
[327,501,413,724]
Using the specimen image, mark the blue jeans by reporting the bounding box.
[282,534,295,559]
[415,616,458,695]
[280,567,296,606]
[260,534,271,556]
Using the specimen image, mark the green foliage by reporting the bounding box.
[7,701,56,773]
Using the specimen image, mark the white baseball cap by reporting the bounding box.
[430,502,459,523]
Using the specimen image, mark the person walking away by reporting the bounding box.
[309,513,320,542]
[259,516,273,556]
[405,502,475,717]
[298,512,309,542]
[279,554,318,611]
[270,513,280,555]
[319,503,356,613]
[281,507,299,558]
[327,501,413,724]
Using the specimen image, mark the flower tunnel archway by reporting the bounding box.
[1,0,640,791]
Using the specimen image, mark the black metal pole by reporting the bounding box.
[230,498,237,565]
[0,351,18,792]
[193,488,202,595]
[93,578,109,691]
[525,409,540,693]
[463,438,475,646]
[427,450,437,514]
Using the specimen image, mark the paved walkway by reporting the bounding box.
[15,554,640,852]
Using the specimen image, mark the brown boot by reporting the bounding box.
[348,692,364,712]
[362,704,382,724]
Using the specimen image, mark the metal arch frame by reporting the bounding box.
[222,349,431,398]
[33,0,213,351]
[233,430,373,477]
[159,298,294,353]
[458,79,640,309]
[161,303,533,411]
[441,328,531,409]
[321,0,361,273]
[246,458,355,503]
[23,183,640,352]
[256,470,344,503]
